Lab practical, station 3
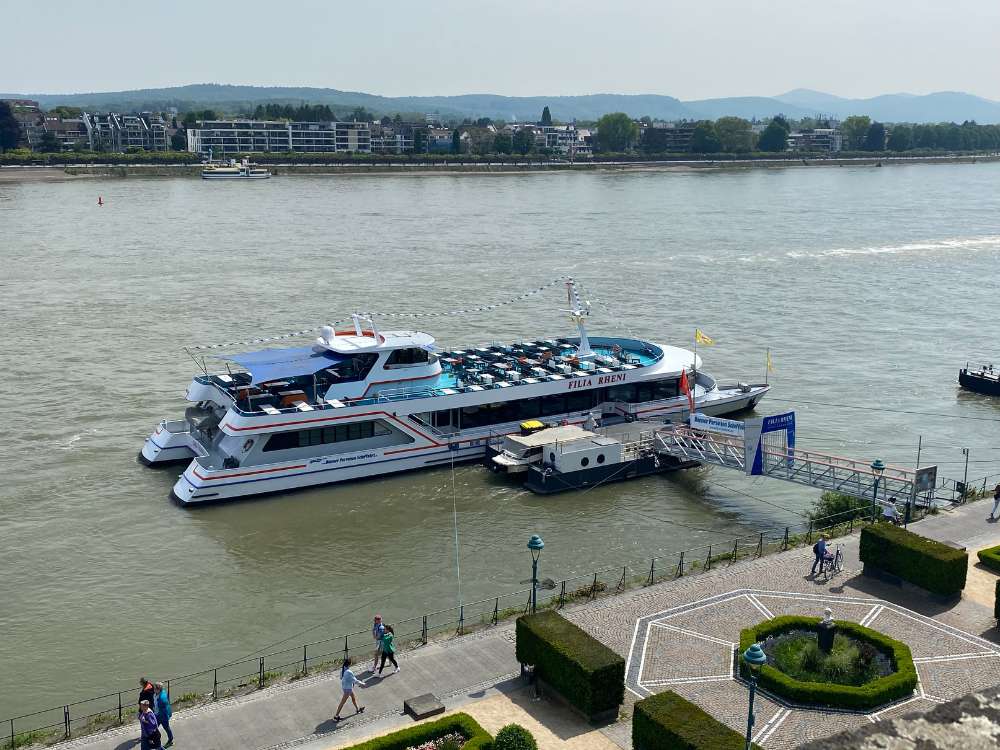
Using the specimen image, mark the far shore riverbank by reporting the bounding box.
[1,152,999,182]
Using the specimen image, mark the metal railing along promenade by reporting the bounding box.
[0,495,978,749]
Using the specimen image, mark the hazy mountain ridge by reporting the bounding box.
[4,83,1000,123]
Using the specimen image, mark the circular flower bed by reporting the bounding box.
[739,616,917,710]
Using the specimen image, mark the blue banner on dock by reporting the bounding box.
[745,411,796,475]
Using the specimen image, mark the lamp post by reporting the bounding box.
[527,534,544,614]
[870,459,886,522]
[743,643,767,750]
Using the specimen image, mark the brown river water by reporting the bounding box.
[3,163,1000,719]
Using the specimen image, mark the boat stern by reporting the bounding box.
[139,420,201,466]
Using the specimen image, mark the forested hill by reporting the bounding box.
[4,83,1000,123]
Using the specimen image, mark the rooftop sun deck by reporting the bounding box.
[199,336,663,417]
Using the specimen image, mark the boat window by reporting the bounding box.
[581,457,590,467]
[263,420,391,452]
[607,384,637,403]
[541,395,567,417]
[597,453,605,464]
[653,378,679,399]
[386,348,430,367]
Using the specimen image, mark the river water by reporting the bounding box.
[3,163,1000,719]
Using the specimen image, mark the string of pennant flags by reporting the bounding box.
[187,276,574,352]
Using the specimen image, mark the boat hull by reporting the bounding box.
[167,385,767,505]
[523,454,699,494]
[959,368,1000,397]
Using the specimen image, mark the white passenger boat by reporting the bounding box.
[140,282,769,504]
[201,158,271,179]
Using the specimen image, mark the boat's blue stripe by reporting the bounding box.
[180,445,484,490]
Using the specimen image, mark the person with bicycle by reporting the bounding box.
[810,535,827,576]
[881,499,901,525]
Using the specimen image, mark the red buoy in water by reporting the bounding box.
[98,196,104,206]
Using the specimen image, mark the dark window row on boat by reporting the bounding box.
[427,377,680,430]
[263,420,392,452]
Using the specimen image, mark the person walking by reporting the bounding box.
[370,614,386,671]
[334,658,366,722]
[153,682,174,747]
[378,625,400,675]
[138,677,155,708]
[810,535,827,576]
[990,484,1000,521]
[138,700,162,750]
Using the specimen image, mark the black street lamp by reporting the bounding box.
[742,643,767,750]
[871,459,886,522]
[527,534,544,614]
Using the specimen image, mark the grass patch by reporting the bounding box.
[768,631,888,686]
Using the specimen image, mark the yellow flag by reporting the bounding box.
[767,349,775,373]
[695,329,715,345]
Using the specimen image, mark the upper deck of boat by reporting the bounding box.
[198,336,670,418]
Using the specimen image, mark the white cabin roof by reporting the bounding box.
[319,330,436,354]
[507,425,595,448]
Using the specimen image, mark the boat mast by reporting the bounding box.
[565,278,595,360]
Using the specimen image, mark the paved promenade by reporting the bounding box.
[60,501,1000,750]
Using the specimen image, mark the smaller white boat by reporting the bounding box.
[202,158,271,180]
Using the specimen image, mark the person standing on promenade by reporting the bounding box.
[810,536,827,576]
[989,484,1000,521]
[153,682,174,747]
[371,614,385,671]
[378,625,400,675]
[138,700,162,749]
[138,677,155,708]
[334,658,366,722]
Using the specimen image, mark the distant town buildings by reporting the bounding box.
[1,100,168,151]
[0,99,874,158]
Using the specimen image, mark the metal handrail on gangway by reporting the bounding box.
[653,424,942,508]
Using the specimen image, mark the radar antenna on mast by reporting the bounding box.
[563,278,595,360]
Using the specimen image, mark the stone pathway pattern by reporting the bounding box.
[59,502,1000,750]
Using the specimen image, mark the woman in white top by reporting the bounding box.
[334,658,366,721]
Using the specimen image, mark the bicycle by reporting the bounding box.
[822,544,844,579]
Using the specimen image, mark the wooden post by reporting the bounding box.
[422,615,428,645]
[258,657,265,689]
[677,551,684,578]
[706,545,713,571]
[303,644,308,675]
[118,692,122,724]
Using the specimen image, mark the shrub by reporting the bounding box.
[493,724,537,750]
[977,544,1000,575]
[739,616,917,710]
[515,610,624,721]
[337,713,491,750]
[859,524,967,596]
[633,690,758,750]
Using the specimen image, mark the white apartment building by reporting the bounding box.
[187,120,372,156]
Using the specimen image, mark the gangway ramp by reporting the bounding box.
[653,417,945,509]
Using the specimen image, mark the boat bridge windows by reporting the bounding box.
[385,347,432,369]
[607,379,679,403]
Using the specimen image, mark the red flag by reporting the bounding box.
[679,370,695,413]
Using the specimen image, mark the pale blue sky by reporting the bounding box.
[4,0,999,100]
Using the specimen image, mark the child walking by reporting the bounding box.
[334,658,366,721]
[378,625,399,675]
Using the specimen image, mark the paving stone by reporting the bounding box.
[917,655,1000,701]
[868,606,991,658]
[659,594,764,642]
[638,625,733,683]
[752,595,877,625]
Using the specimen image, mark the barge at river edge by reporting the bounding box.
[141,281,768,503]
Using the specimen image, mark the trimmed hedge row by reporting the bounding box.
[739,616,917,710]
[977,544,1000,575]
[633,690,759,750]
[337,712,491,750]
[859,524,967,596]
[515,610,624,721]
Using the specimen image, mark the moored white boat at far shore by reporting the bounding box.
[201,158,271,179]
[140,280,769,504]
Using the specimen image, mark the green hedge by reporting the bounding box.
[515,610,624,720]
[633,690,759,750]
[739,616,917,710]
[859,524,967,596]
[337,712,491,750]
[977,544,1000,575]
